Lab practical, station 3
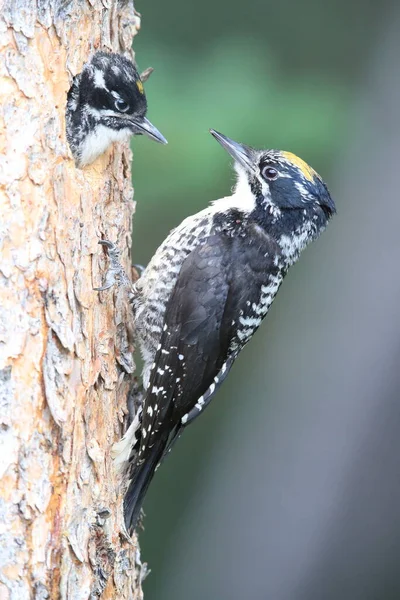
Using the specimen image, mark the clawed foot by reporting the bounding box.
[94,240,131,291]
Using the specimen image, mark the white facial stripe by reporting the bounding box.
[255,176,282,219]
[295,180,312,201]
[93,69,106,89]
[86,106,102,119]
[86,105,131,120]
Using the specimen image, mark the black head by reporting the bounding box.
[79,52,167,143]
[210,130,335,262]
[210,129,335,219]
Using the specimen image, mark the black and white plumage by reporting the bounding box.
[66,52,167,167]
[117,130,336,532]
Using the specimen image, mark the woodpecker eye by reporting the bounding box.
[114,98,130,113]
[262,166,278,180]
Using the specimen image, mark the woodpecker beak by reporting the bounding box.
[130,117,168,144]
[210,129,255,173]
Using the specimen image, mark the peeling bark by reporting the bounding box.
[0,2,144,598]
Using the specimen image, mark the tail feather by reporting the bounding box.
[124,439,166,533]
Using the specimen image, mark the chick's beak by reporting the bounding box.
[130,116,168,144]
[210,129,255,173]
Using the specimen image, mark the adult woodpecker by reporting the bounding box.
[66,52,167,168]
[104,130,336,532]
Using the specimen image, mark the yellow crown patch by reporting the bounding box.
[281,151,317,182]
[136,80,144,94]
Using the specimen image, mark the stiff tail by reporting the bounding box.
[124,439,166,533]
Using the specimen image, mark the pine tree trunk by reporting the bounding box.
[0,2,144,598]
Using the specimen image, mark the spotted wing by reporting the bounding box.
[138,230,277,462]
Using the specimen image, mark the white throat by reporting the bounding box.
[211,164,256,214]
[79,125,131,166]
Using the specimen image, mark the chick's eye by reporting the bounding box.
[114,98,130,112]
[262,166,278,180]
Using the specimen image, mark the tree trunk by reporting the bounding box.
[0,2,144,598]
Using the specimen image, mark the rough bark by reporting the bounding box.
[0,2,144,598]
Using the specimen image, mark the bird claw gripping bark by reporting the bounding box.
[94,240,132,292]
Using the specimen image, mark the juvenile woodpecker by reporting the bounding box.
[109,130,336,532]
[66,52,167,167]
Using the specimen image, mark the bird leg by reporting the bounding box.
[94,240,133,292]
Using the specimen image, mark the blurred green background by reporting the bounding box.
[130,1,400,599]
